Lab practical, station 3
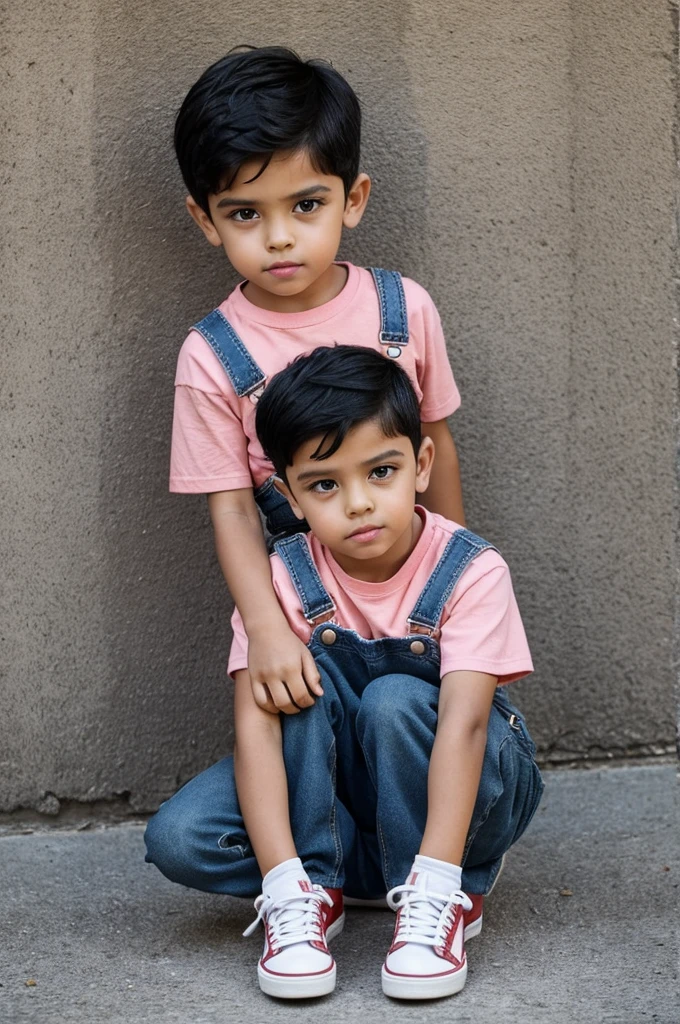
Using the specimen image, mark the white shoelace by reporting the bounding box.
[243,885,333,951]
[387,884,472,948]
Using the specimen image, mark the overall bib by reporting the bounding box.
[190,267,411,539]
[145,530,543,897]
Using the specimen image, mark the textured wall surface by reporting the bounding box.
[1,0,677,813]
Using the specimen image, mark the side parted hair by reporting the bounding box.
[255,346,422,483]
[175,46,362,216]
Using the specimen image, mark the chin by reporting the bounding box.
[348,539,392,559]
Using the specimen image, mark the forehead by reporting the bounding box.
[291,418,412,468]
[220,149,341,196]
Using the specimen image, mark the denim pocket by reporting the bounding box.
[217,831,251,858]
[492,690,537,760]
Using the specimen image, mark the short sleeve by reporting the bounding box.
[228,607,249,677]
[403,279,461,422]
[438,552,533,684]
[170,385,252,493]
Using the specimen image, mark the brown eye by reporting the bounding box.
[231,208,258,221]
[311,479,337,493]
[371,466,395,480]
[294,199,322,214]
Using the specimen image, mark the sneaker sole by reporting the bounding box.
[258,962,336,999]
[326,912,345,942]
[381,960,468,1000]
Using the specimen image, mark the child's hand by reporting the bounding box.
[247,620,323,715]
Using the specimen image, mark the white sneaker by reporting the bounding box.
[244,880,344,999]
[381,872,472,1000]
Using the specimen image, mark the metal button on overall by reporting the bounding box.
[410,640,426,655]
[321,629,337,646]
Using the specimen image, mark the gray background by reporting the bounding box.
[1,0,677,814]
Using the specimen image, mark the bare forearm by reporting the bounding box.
[420,717,488,866]
[233,682,297,876]
[208,490,288,633]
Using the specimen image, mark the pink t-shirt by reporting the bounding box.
[170,264,461,493]
[228,508,533,685]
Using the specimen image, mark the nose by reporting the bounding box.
[266,216,295,252]
[345,480,374,517]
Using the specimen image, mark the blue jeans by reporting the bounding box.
[146,530,543,898]
[145,667,543,897]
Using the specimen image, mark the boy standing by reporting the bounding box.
[170,46,464,715]
[147,347,543,1001]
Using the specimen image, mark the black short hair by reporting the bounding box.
[175,46,361,216]
[255,346,422,483]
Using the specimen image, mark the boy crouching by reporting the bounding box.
[145,345,543,1001]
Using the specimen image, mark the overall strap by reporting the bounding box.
[408,529,497,636]
[273,534,336,625]
[192,308,266,400]
[368,267,409,358]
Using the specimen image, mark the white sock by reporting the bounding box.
[262,856,308,896]
[411,854,463,894]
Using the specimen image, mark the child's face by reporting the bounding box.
[277,419,435,582]
[187,150,370,312]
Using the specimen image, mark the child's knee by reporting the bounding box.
[357,674,439,743]
[144,768,245,888]
[144,798,200,885]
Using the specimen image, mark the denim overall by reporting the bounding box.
[191,267,410,538]
[145,530,543,898]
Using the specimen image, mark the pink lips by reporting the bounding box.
[267,262,301,278]
[348,525,383,543]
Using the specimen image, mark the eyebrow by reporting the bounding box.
[296,449,406,483]
[216,184,332,209]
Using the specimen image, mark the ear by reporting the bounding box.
[185,196,223,247]
[342,173,371,229]
[273,477,307,521]
[414,436,435,495]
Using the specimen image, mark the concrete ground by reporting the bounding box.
[1,764,678,1024]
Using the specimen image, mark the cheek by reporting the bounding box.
[301,498,341,531]
[386,479,417,512]
[309,217,343,251]
[293,497,320,523]
[229,230,251,248]
[223,226,258,253]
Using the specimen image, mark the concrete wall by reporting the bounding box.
[1,0,676,814]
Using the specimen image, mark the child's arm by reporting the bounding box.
[233,668,298,876]
[209,489,323,714]
[420,419,466,525]
[419,670,497,866]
